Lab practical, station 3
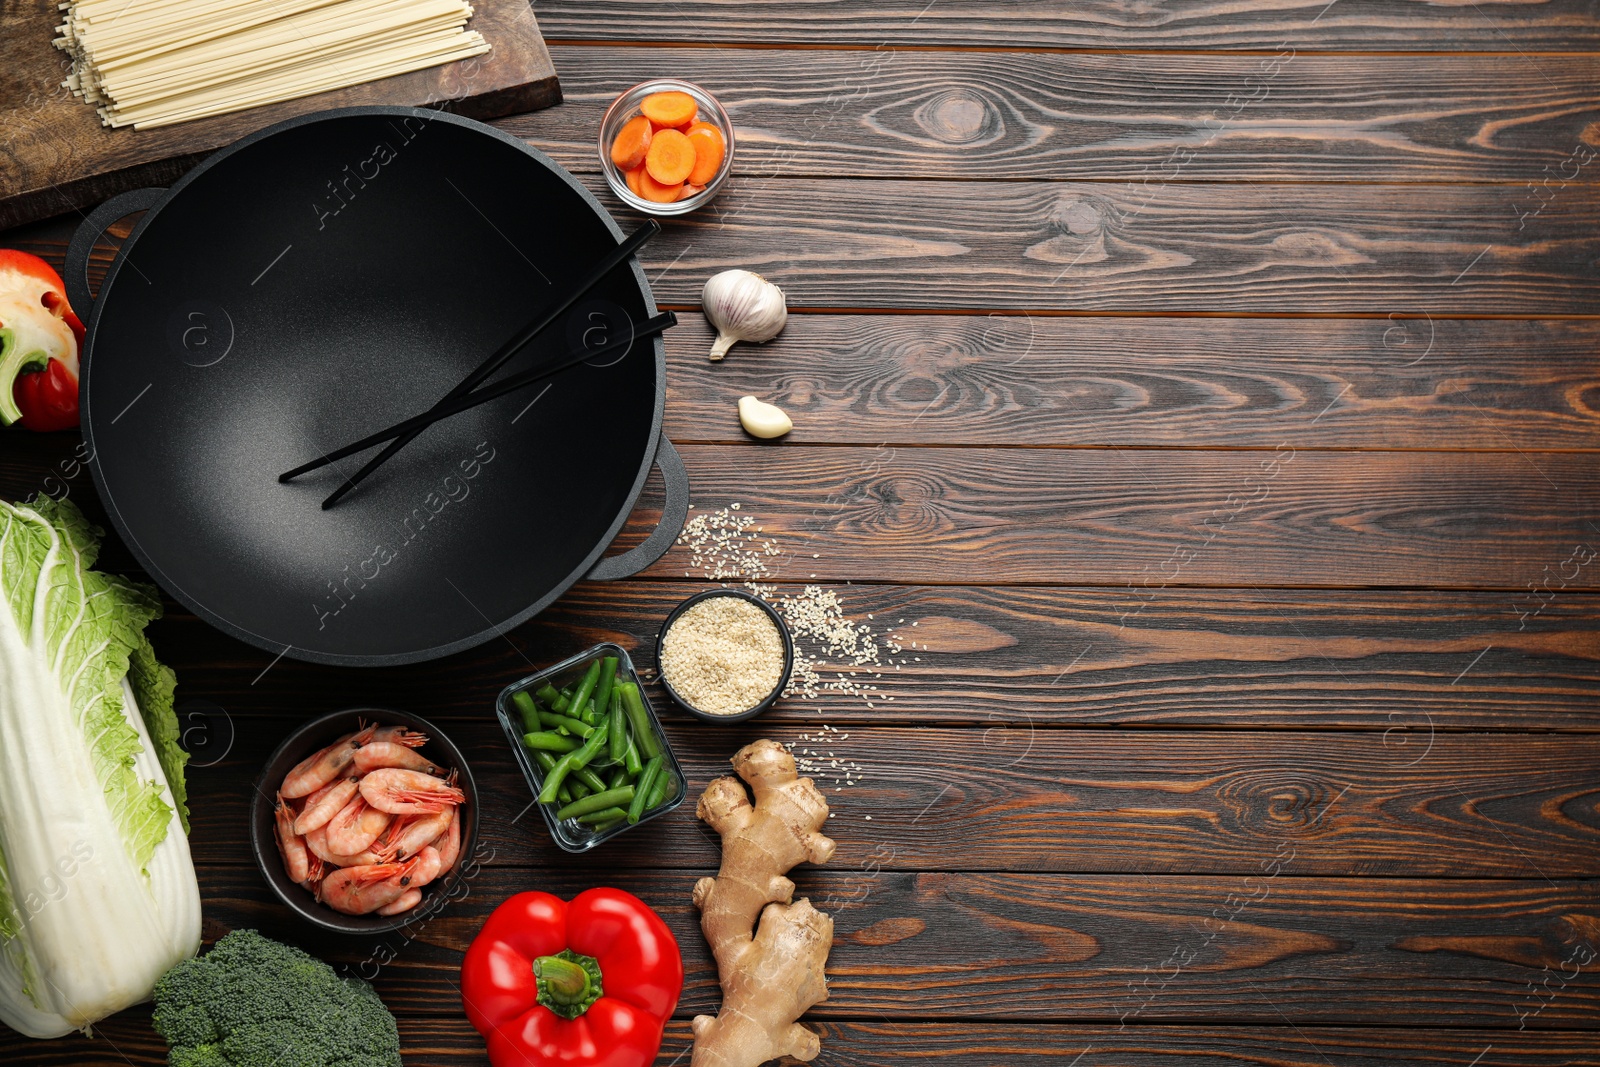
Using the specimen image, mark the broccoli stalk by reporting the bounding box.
[152,929,403,1067]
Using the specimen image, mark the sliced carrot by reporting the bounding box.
[684,122,726,186]
[610,115,653,171]
[644,127,695,185]
[640,91,698,129]
[625,165,647,198]
[636,168,684,203]
[677,182,705,202]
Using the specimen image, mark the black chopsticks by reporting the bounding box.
[288,312,676,482]
[281,218,661,508]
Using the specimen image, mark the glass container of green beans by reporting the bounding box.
[495,642,688,852]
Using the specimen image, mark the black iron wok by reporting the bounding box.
[66,107,688,667]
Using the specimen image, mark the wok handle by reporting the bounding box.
[586,437,690,582]
[65,187,167,317]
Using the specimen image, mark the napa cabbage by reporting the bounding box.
[0,494,200,1039]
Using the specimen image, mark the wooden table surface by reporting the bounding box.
[4,2,1600,1065]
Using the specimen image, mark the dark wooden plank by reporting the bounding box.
[0,0,560,229]
[133,581,1600,733]
[496,47,1600,183]
[620,446,1596,590]
[9,179,1600,313]
[17,1015,1600,1067]
[651,315,1600,450]
[536,1,1600,51]
[177,716,1600,876]
[116,867,1600,1027]
[620,180,1600,314]
[6,431,1595,592]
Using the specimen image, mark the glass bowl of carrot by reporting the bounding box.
[599,79,734,216]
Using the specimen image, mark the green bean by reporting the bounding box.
[537,724,609,804]
[573,767,609,794]
[532,751,574,804]
[590,658,618,736]
[567,660,603,725]
[555,786,635,822]
[512,690,542,733]
[523,731,579,753]
[646,766,676,810]
[538,758,573,805]
[589,815,627,833]
[566,722,608,769]
[552,694,571,713]
[618,682,661,760]
[576,806,629,826]
[577,698,599,727]
[622,732,643,777]
[536,683,562,705]
[568,778,592,800]
[537,710,593,737]
[628,757,663,824]
[607,766,629,790]
[607,686,626,764]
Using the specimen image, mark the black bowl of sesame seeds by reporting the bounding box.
[656,589,793,723]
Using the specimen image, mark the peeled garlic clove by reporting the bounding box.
[702,269,787,361]
[738,395,792,439]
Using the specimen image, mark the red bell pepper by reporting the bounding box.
[461,888,682,1067]
[0,249,85,432]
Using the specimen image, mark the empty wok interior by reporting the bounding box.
[84,112,660,663]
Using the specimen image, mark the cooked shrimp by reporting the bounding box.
[292,777,360,835]
[353,741,443,777]
[371,725,428,748]
[435,805,462,873]
[372,807,451,862]
[325,795,393,855]
[359,767,465,814]
[406,845,443,888]
[304,824,384,868]
[376,888,422,917]
[319,858,419,916]
[281,725,375,798]
[305,852,325,890]
[274,798,312,884]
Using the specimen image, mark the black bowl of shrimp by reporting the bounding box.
[250,708,479,934]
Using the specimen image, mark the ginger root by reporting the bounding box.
[691,739,836,1067]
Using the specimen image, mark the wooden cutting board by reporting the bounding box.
[0,0,561,230]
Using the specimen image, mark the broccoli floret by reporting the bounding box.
[169,1047,231,1067]
[152,930,402,1067]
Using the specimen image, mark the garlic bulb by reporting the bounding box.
[738,395,793,439]
[702,269,787,360]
